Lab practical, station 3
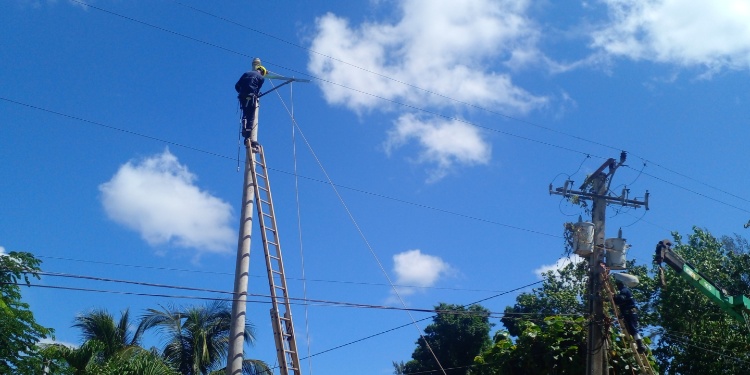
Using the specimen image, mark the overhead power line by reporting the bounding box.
[65,0,598,159]
[3,278,555,320]
[1,95,563,238]
[27,2,750,219]
[32,271,547,317]
[34,254,536,294]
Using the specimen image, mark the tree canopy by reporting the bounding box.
[41,302,270,375]
[394,303,493,375]
[0,251,53,373]
[650,228,750,374]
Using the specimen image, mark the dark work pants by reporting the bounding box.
[623,311,640,337]
[239,95,258,140]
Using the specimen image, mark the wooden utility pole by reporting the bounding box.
[549,153,649,375]
[587,172,607,375]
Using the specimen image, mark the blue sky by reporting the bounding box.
[2,0,750,373]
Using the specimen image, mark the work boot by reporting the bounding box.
[636,339,646,354]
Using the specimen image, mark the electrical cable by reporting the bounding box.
[64,0,595,160]
[13,2,749,227]
[655,328,750,366]
[172,1,625,155]
[35,254,532,294]
[630,155,750,206]
[284,81,315,375]
[0,97,233,161]
[4,276,559,319]
[294,279,543,363]
[631,166,750,214]
[270,81,448,375]
[0,96,561,239]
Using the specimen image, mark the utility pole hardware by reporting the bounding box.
[227,68,308,375]
[549,153,649,375]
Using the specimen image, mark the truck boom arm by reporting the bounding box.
[655,239,750,325]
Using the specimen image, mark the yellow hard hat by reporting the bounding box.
[256,65,267,76]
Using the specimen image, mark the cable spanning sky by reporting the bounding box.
[3,1,750,373]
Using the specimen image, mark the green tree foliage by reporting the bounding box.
[0,251,54,373]
[139,301,270,375]
[44,309,176,375]
[475,259,656,374]
[73,308,145,360]
[651,228,750,374]
[43,340,177,375]
[393,303,492,375]
[47,302,270,375]
[474,316,586,374]
[501,261,587,337]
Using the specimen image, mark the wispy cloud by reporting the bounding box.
[592,0,750,73]
[385,114,491,182]
[0,246,6,256]
[307,0,547,181]
[99,149,234,255]
[534,255,584,279]
[391,249,453,299]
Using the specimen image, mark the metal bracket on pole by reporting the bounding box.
[259,74,311,98]
[549,153,648,375]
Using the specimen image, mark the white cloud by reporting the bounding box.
[99,149,234,254]
[308,0,548,113]
[307,0,547,180]
[385,114,491,182]
[534,255,584,279]
[592,0,750,72]
[0,246,6,256]
[392,249,452,297]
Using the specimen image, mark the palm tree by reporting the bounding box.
[43,308,176,374]
[73,308,145,361]
[139,301,270,375]
[42,340,104,375]
[43,341,179,375]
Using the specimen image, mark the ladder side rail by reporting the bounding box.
[250,150,293,374]
[602,276,655,375]
[256,147,302,374]
[251,146,302,375]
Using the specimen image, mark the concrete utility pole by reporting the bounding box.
[226,66,310,375]
[227,138,257,375]
[549,153,649,375]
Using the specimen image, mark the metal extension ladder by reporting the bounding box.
[250,144,302,375]
[602,273,656,375]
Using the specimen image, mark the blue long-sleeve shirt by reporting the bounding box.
[235,70,265,98]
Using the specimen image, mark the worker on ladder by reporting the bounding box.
[614,279,647,353]
[235,57,267,149]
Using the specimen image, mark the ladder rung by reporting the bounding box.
[271,270,282,275]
